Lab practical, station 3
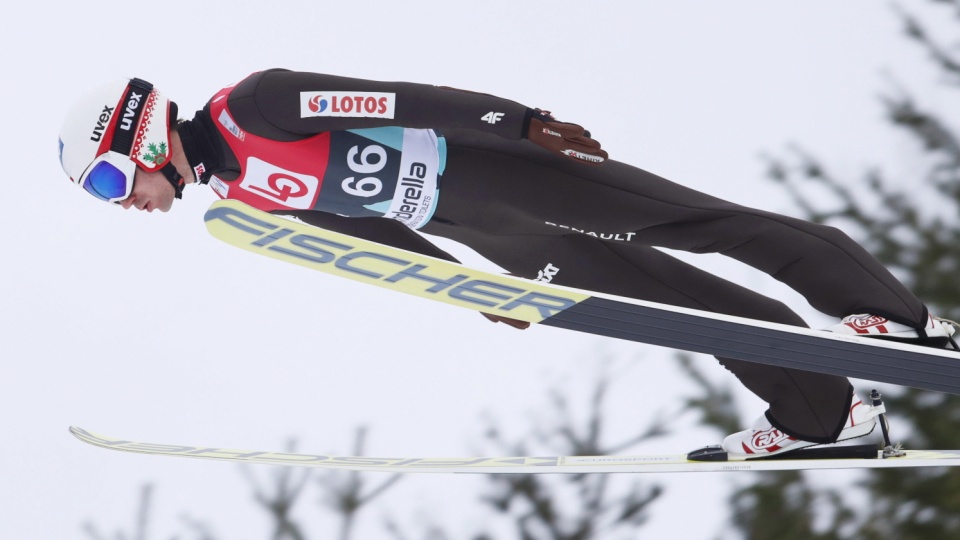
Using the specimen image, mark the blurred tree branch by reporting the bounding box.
[315,426,402,540]
[82,484,153,540]
[240,439,311,540]
[474,356,666,539]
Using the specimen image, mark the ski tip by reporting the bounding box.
[68,426,89,440]
[68,426,101,443]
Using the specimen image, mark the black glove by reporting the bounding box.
[524,109,608,165]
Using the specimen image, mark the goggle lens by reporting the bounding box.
[83,159,132,202]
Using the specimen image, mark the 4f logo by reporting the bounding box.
[535,263,560,283]
[481,112,505,124]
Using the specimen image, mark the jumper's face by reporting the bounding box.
[118,167,176,213]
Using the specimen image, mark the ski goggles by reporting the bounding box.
[78,150,137,203]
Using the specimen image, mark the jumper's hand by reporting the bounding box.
[481,312,531,330]
[525,109,607,165]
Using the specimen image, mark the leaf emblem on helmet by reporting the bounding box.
[142,142,168,165]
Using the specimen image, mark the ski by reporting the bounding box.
[70,426,960,474]
[204,199,960,395]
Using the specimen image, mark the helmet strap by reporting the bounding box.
[160,161,185,199]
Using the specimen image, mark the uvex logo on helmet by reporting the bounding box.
[120,91,144,131]
[90,105,115,142]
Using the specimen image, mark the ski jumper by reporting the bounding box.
[177,69,929,444]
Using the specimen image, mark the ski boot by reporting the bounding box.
[689,390,902,461]
[828,313,958,349]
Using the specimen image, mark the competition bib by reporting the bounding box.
[323,128,445,229]
[208,90,446,230]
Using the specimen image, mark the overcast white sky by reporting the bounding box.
[1,0,955,538]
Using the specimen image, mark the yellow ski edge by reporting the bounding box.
[203,199,590,324]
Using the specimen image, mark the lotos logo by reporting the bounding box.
[308,95,328,113]
[300,91,396,119]
[238,157,320,210]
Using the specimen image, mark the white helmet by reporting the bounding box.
[58,78,183,202]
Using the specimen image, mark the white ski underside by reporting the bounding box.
[70,427,960,474]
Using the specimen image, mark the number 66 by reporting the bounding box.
[342,145,386,197]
